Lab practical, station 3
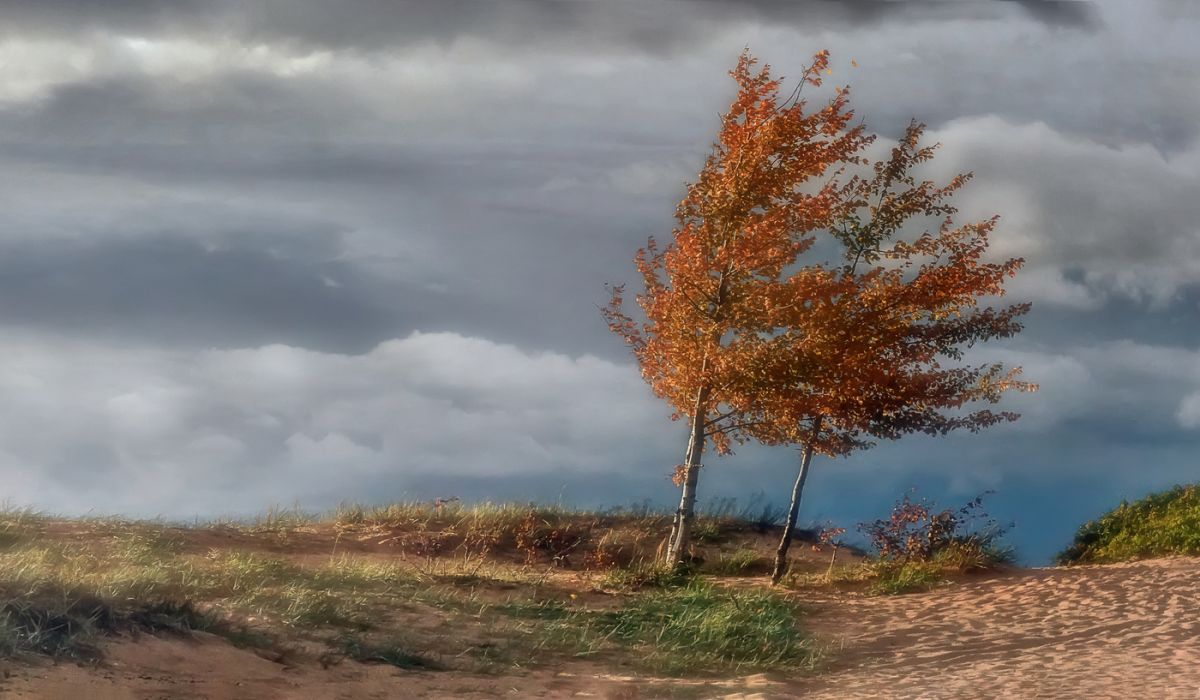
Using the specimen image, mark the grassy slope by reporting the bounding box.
[0,502,840,677]
[1058,484,1200,564]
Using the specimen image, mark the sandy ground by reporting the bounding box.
[794,557,1200,699]
[0,639,773,700]
[2,558,1199,699]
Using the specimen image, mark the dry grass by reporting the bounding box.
[0,501,831,676]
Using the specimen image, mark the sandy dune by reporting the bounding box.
[795,557,1200,699]
[2,558,1199,699]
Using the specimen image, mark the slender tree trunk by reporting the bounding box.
[771,417,822,585]
[666,436,696,557]
[666,386,710,567]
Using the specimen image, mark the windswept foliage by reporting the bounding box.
[859,490,1012,566]
[741,121,1034,457]
[605,49,1033,572]
[604,49,869,564]
[754,120,1034,581]
[860,490,1014,594]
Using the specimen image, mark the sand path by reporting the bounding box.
[1,558,1199,698]
[794,557,1200,699]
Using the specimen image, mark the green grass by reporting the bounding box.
[1058,484,1200,564]
[0,540,407,640]
[0,529,821,675]
[0,534,516,667]
[782,562,874,589]
[868,561,942,595]
[865,540,1014,595]
[527,581,817,674]
[706,549,763,576]
[690,519,726,544]
[0,499,787,574]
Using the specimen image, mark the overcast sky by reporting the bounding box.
[0,0,1196,562]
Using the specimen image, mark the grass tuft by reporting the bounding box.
[868,561,942,595]
[599,560,693,590]
[0,590,227,660]
[706,549,764,576]
[542,581,817,674]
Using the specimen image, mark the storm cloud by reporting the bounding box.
[0,1,1100,53]
[0,0,1192,562]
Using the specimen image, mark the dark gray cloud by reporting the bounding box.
[0,0,1193,565]
[709,0,1099,29]
[0,228,646,356]
[0,0,1099,54]
[1004,0,1099,26]
[0,235,391,352]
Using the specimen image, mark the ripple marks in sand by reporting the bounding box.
[798,558,1200,700]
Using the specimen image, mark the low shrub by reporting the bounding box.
[859,490,1013,594]
[0,587,232,660]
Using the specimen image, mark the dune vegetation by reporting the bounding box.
[0,485,1031,683]
[1057,484,1200,564]
[3,496,1198,697]
[0,500,837,677]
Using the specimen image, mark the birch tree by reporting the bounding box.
[738,122,1036,583]
[603,50,868,566]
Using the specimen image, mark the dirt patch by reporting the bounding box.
[7,558,1200,698]
[0,633,793,699]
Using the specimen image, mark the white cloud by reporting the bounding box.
[916,117,1200,307]
[969,347,1094,432]
[0,35,336,104]
[0,330,675,515]
[1003,268,1104,311]
[0,323,1194,517]
[970,337,1200,437]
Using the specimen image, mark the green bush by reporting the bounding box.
[1057,485,1200,564]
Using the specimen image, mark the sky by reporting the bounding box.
[0,0,1196,563]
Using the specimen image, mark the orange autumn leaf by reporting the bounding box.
[733,120,1035,457]
[602,49,870,562]
[603,49,1033,567]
